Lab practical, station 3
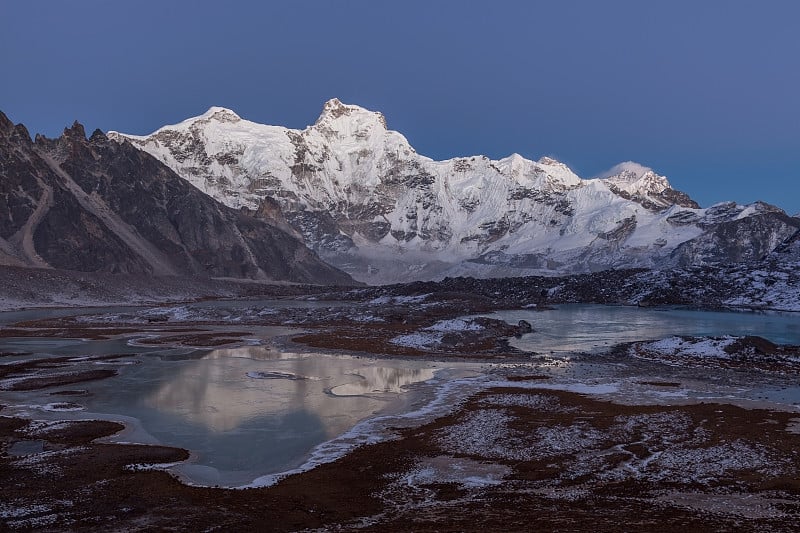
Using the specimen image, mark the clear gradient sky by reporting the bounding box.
[2,1,798,213]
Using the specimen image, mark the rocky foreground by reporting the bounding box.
[3,236,799,314]
[0,265,341,312]
[2,289,800,531]
[4,385,800,532]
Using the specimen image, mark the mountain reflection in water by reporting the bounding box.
[145,345,436,436]
[330,367,435,396]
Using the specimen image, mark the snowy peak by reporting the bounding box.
[107,106,243,143]
[599,161,653,181]
[198,106,242,123]
[605,172,669,196]
[494,153,582,190]
[0,110,354,284]
[314,98,388,133]
[162,106,243,131]
[595,161,697,210]
[538,156,570,169]
[105,99,799,284]
[496,153,535,181]
[599,162,668,194]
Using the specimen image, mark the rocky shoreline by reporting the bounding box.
[2,292,800,531]
[3,256,799,315]
[4,384,800,531]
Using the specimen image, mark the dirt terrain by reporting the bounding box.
[3,386,800,531]
[2,294,800,531]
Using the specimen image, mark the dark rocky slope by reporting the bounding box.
[330,225,800,312]
[0,112,353,285]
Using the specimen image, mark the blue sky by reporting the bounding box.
[2,1,798,213]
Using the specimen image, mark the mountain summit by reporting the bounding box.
[0,110,354,284]
[109,100,799,283]
[316,98,389,129]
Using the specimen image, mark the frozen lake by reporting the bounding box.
[488,304,800,354]
[2,302,799,487]
[0,333,451,487]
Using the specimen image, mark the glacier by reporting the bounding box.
[109,99,799,284]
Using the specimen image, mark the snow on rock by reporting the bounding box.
[437,408,604,462]
[369,294,431,305]
[389,318,487,350]
[425,318,485,332]
[645,440,784,484]
[436,409,532,460]
[39,402,85,412]
[479,393,576,412]
[389,332,443,350]
[531,423,606,459]
[401,456,511,489]
[626,334,800,373]
[109,99,795,284]
[0,501,64,529]
[722,261,800,312]
[638,336,737,359]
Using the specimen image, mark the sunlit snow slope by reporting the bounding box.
[109,99,799,284]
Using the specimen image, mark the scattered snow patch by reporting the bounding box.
[390,332,443,350]
[426,318,485,332]
[640,336,736,359]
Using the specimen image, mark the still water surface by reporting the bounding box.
[2,303,799,486]
[0,335,440,487]
[489,304,800,354]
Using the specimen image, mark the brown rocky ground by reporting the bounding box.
[0,292,531,359]
[620,335,800,374]
[3,296,800,531]
[3,387,800,531]
[0,265,348,313]
[0,354,133,392]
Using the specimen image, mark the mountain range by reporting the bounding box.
[2,100,798,288]
[109,99,800,284]
[0,111,353,285]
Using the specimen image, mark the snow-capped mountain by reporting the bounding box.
[0,111,353,285]
[109,99,799,284]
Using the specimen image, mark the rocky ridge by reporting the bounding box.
[0,111,354,285]
[322,229,800,312]
[110,99,799,283]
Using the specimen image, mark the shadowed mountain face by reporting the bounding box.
[111,99,800,284]
[0,111,354,285]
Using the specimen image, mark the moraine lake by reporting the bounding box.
[1,303,799,487]
[488,304,800,354]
